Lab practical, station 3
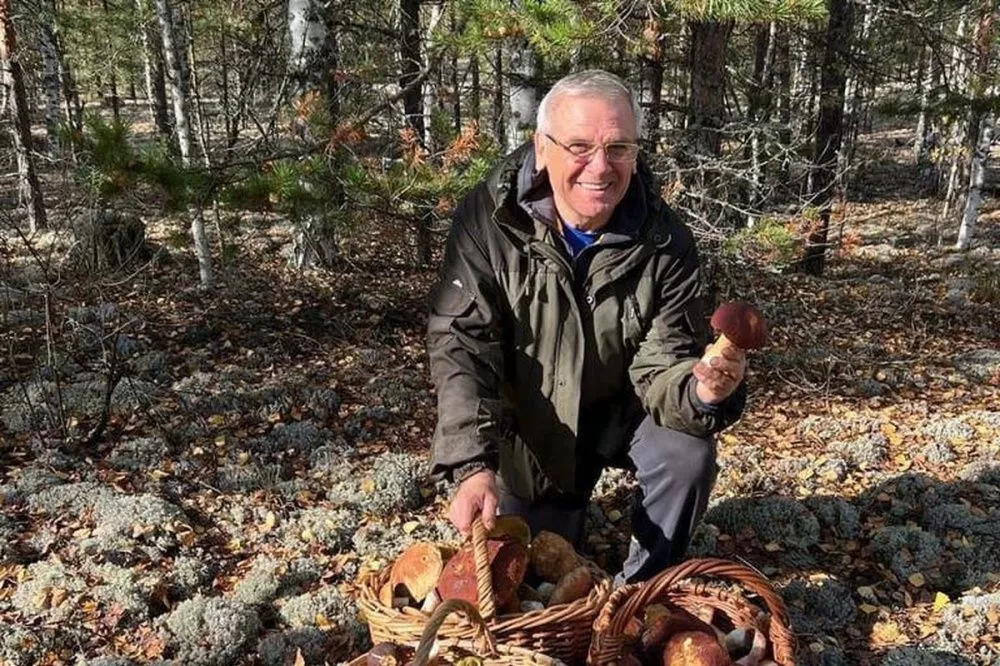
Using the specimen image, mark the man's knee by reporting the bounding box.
[630,420,717,487]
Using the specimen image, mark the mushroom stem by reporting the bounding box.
[703,332,740,365]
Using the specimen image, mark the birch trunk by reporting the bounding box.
[956,115,994,250]
[287,0,341,270]
[1,0,47,232]
[154,0,192,164]
[155,0,212,287]
[505,28,539,152]
[422,1,442,151]
[941,8,971,223]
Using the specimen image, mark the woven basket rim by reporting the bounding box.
[588,557,796,666]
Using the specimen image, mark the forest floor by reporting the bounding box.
[1,128,999,666]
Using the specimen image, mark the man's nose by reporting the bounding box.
[586,147,613,172]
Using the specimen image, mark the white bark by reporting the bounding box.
[505,37,539,152]
[421,1,442,150]
[153,0,192,165]
[288,0,327,98]
[941,9,970,223]
[154,0,212,286]
[955,120,995,250]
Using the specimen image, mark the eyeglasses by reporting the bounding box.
[544,133,640,164]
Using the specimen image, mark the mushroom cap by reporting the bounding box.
[709,302,768,350]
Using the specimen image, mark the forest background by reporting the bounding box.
[1,0,999,665]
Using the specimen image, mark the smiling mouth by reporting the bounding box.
[578,182,612,191]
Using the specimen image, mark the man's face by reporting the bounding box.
[534,94,638,231]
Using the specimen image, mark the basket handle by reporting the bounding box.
[413,598,498,666]
[608,558,795,666]
[471,515,497,621]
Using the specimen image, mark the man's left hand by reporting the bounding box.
[693,345,747,405]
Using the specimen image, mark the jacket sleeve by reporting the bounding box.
[628,226,745,437]
[426,192,508,481]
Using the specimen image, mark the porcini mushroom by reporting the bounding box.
[661,630,733,666]
[436,536,528,609]
[389,542,448,604]
[703,302,768,364]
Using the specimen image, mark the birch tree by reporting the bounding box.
[1,0,47,232]
[954,0,995,251]
[287,0,341,269]
[155,0,212,286]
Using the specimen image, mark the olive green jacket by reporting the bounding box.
[427,146,744,500]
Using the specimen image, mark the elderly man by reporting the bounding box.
[426,70,747,582]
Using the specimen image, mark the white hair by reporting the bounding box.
[536,69,643,138]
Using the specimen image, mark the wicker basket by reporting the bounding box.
[588,558,796,666]
[358,517,611,664]
[349,599,566,666]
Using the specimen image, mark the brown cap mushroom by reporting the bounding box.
[703,302,767,365]
[436,536,528,609]
[389,542,448,604]
[662,630,733,666]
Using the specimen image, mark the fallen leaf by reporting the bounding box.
[262,511,277,533]
[933,592,950,612]
[294,649,306,666]
[908,572,925,587]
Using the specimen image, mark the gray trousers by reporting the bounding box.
[498,415,717,583]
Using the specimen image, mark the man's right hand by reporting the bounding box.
[448,469,499,536]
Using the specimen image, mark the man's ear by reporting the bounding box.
[533,132,546,171]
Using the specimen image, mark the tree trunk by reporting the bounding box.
[839,0,873,178]
[399,0,424,139]
[38,17,63,155]
[154,0,193,164]
[182,3,211,167]
[775,25,792,183]
[101,0,120,122]
[155,0,212,286]
[287,0,342,270]
[746,21,776,226]
[1,0,47,232]
[802,0,854,277]
[469,52,480,127]
[956,114,994,250]
[136,0,171,137]
[686,20,732,157]
[941,8,971,222]
[450,9,460,134]
[422,1,442,151]
[639,15,665,149]
[505,29,539,152]
[492,42,505,145]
